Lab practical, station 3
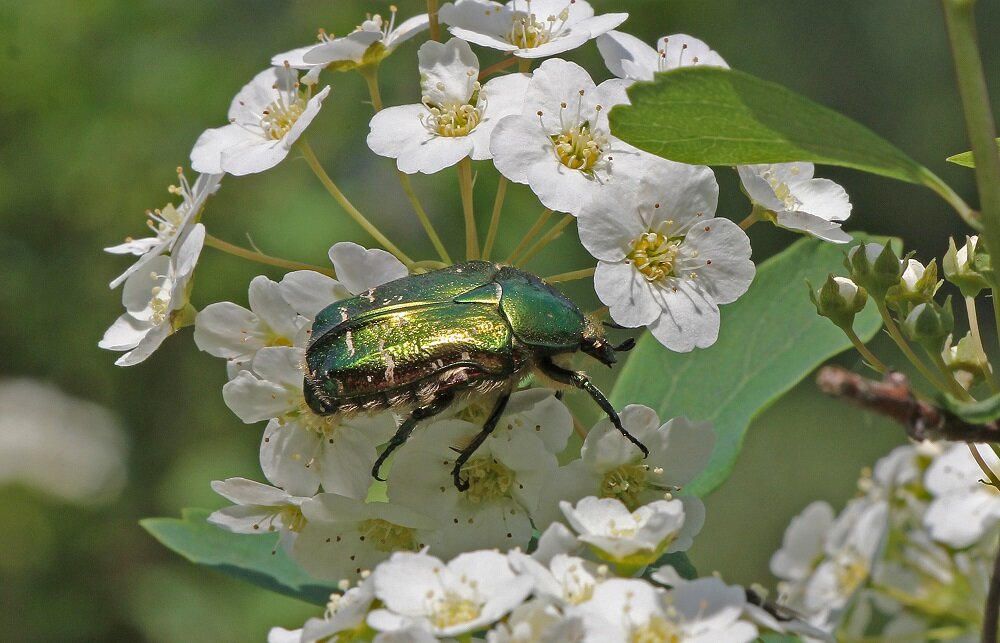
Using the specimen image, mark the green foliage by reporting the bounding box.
[941,391,1000,424]
[946,138,1000,167]
[610,234,892,496]
[141,508,338,606]
[609,67,928,185]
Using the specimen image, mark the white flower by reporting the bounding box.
[560,496,687,569]
[296,9,430,69]
[577,155,754,351]
[368,550,534,637]
[597,31,728,82]
[208,477,310,550]
[572,577,757,642]
[105,171,221,289]
[0,379,127,505]
[490,57,646,215]
[541,406,713,519]
[194,275,313,377]
[368,38,530,174]
[439,0,626,59]
[507,551,604,606]
[387,390,572,558]
[99,223,204,366]
[770,501,835,584]
[327,241,409,295]
[923,443,1000,548]
[190,67,331,176]
[486,599,585,643]
[292,493,440,581]
[738,162,852,243]
[223,346,397,498]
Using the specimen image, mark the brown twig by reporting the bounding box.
[815,366,1000,443]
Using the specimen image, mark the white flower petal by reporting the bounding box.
[328,242,409,294]
[647,280,720,352]
[681,217,754,305]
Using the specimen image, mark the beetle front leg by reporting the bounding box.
[451,390,512,491]
[538,359,650,458]
[371,391,455,482]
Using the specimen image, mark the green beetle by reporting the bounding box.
[304,261,647,490]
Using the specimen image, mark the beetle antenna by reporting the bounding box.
[613,338,636,352]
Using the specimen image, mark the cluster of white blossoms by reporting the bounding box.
[770,441,1000,640]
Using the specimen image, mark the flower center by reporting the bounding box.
[834,547,869,594]
[461,456,514,503]
[601,463,648,510]
[295,401,341,437]
[422,71,485,138]
[260,95,307,140]
[431,593,482,629]
[628,232,682,282]
[148,277,174,325]
[280,505,307,533]
[506,2,570,49]
[762,165,803,211]
[552,123,602,171]
[358,518,421,552]
[629,615,681,643]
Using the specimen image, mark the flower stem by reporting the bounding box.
[738,209,761,231]
[482,176,508,260]
[427,0,441,41]
[969,443,1000,488]
[203,233,336,277]
[942,0,1000,348]
[517,214,575,266]
[478,56,518,80]
[458,158,480,260]
[875,301,957,395]
[927,349,974,401]
[588,305,609,319]
[298,140,414,268]
[966,295,1000,391]
[545,267,596,283]
[361,66,452,264]
[505,208,553,264]
[517,58,532,73]
[844,327,889,374]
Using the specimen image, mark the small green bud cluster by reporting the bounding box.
[809,275,867,330]
[943,235,991,296]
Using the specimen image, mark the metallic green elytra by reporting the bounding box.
[304,261,648,491]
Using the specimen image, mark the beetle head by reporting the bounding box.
[580,317,615,367]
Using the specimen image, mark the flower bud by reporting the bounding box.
[846,243,901,299]
[886,258,940,314]
[902,297,954,352]
[809,275,867,329]
[942,332,992,390]
[943,236,991,296]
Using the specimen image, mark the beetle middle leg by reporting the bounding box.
[371,391,455,482]
[537,359,650,458]
[451,390,512,492]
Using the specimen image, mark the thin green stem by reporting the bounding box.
[844,327,889,374]
[517,214,575,266]
[478,56,518,81]
[482,177,508,260]
[969,443,1000,488]
[298,140,414,268]
[517,58,532,73]
[545,267,596,283]
[588,305,609,320]
[876,301,955,394]
[966,295,1000,391]
[204,234,336,276]
[361,66,451,264]
[942,0,1000,352]
[458,157,480,260]
[738,209,761,231]
[506,208,552,264]
[927,349,974,401]
[427,0,441,41]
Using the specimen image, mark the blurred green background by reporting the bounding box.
[1,0,998,640]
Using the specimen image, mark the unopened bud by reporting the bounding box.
[809,275,867,329]
[846,243,901,299]
[886,258,940,314]
[943,236,991,296]
[942,332,991,389]
[902,297,954,351]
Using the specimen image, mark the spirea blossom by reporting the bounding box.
[577,155,755,351]
[292,8,430,70]
[190,67,331,176]
[738,162,852,243]
[439,0,626,59]
[368,38,529,174]
[597,31,728,82]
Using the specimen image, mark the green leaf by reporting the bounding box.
[941,391,1000,423]
[946,138,1000,168]
[141,508,338,606]
[611,234,893,496]
[610,67,927,185]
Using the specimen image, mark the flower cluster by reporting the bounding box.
[771,442,1000,640]
[267,506,761,643]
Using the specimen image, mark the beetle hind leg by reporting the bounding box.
[371,391,455,482]
[451,390,512,491]
[537,359,650,458]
